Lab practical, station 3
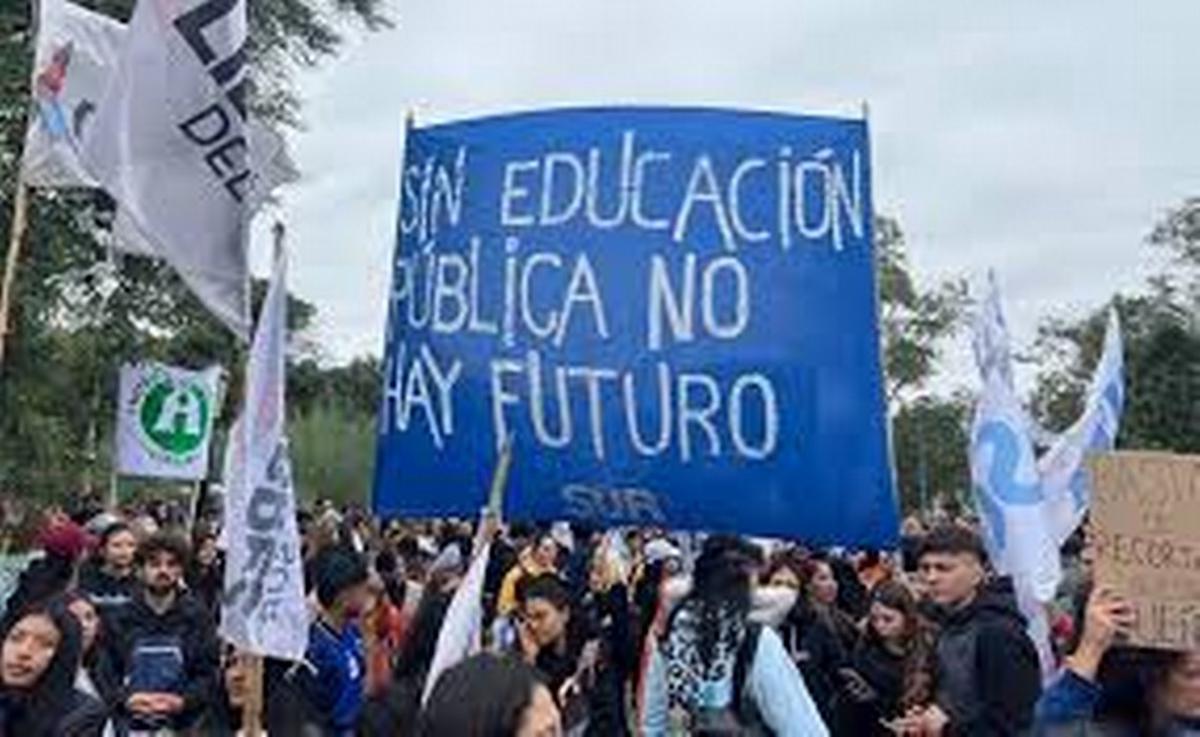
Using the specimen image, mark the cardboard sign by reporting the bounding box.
[1089,451,1200,651]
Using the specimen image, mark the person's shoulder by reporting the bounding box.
[974,606,1033,641]
[57,688,108,737]
[175,591,213,620]
[749,621,791,667]
[75,559,102,584]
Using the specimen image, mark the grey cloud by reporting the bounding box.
[264,0,1199,372]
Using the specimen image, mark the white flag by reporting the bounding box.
[111,117,298,257]
[422,537,492,706]
[214,414,243,553]
[116,363,221,480]
[22,0,123,188]
[220,247,309,660]
[1038,308,1125,543]
[972,271,1016,391]
[24,0,296,196]
[970,276,1060,680]
[82,0,252,336]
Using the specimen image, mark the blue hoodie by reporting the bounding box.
[298,620,365,735]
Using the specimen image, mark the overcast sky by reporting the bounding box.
[254,0,1197,391]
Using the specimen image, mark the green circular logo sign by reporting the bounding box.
[135,373,212,463]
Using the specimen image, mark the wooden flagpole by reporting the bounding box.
[487,438,513,518]
[1,0,39,373]
[241,653,265,737]
[237,222,288,737]
[0,182,31,370]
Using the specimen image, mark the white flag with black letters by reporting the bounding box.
[82,0,252,337]
[220,246,308,660]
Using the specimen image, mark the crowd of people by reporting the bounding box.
[0,495,1193,736]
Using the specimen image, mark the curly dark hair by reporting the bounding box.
[135,532,191,569]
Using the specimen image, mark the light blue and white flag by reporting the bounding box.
[1038,308,1125,544]
[970,275,1059,679]
[971,371,1061,604]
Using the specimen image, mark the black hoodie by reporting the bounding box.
[930,576,1042,737]
[103,591,219,732]
[76,562,137,623]
[0,599,107,737]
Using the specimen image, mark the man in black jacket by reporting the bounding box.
[894,524,1042,737]
[106,533,220,734]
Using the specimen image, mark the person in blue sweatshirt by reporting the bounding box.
[1035,584,1200,736]
[291,547,372,737]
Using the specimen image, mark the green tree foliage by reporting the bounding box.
[290,356,380,419]
[875,215,972,512]
[0,0,385,502]
[876,215,971,403]
[1032,199,1200,453]
[891,393,972,515]
[289,403,375,506]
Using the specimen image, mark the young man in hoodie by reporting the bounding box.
[105,532,220,735]
[892,525,1042,737]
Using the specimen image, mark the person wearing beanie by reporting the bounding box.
[2,519,94,631]
[290,547,372,737]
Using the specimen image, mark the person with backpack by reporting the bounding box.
[639,536,828,737]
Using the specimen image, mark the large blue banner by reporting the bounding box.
[373,107,897,546]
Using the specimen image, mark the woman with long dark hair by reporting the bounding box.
[0,597,106,736]
[787,554,860,728]
[61,592,118,736]
[419,653,561,737]
[834,581,933,736]
[639,536,828,736]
